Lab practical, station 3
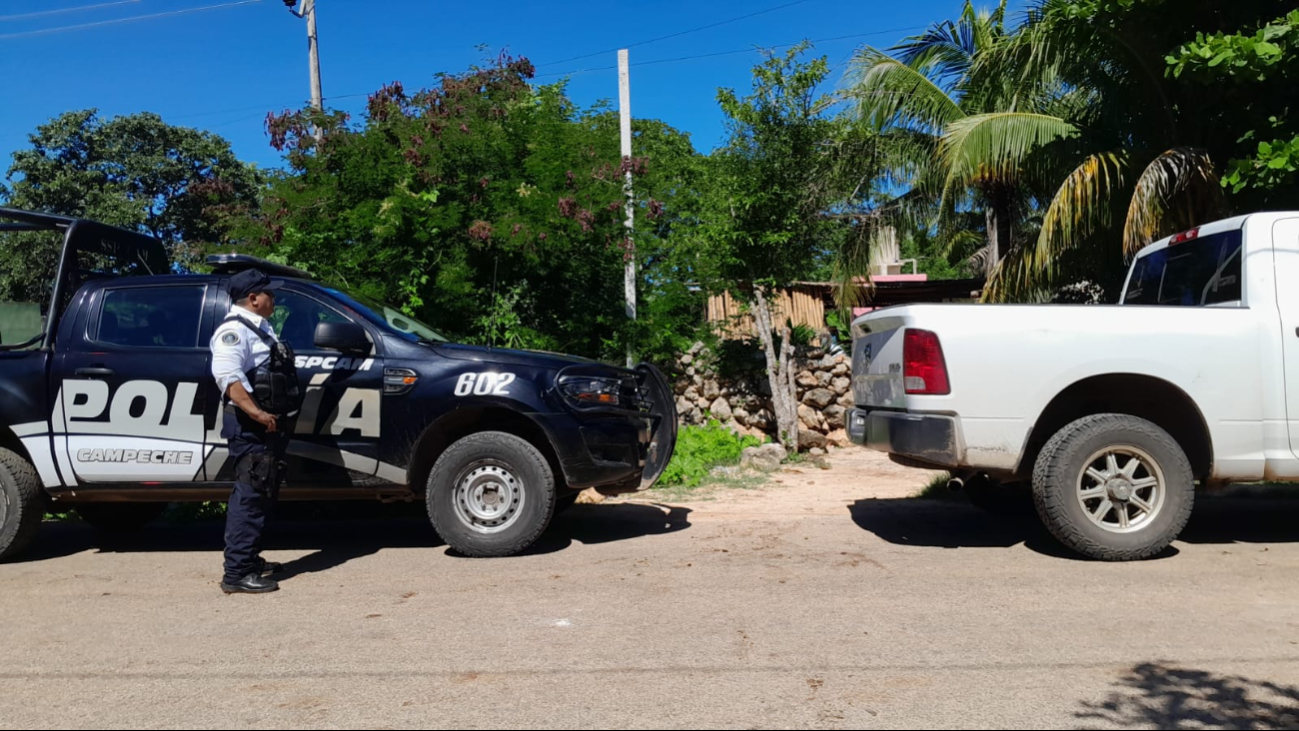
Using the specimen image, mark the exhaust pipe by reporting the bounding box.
[946,476,965,492]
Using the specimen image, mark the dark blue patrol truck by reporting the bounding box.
[0,208,677,560]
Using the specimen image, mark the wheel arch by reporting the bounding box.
[406,407,565,496]
[1017,374,1212,480]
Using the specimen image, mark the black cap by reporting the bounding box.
[228,268,283,302]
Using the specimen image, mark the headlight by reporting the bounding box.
[559,376,621,406]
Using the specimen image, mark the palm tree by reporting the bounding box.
[846,0,1228,302]
[846,0,1074,279]
[976,0,1227,300]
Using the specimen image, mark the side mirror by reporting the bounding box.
[314,321,371,355]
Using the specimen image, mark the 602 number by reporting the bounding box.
[454,372,517,397]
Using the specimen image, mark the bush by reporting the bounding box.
[658,420,764,489]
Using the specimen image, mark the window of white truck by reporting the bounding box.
[1123,229,1243,306]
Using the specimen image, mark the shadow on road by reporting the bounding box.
[848,498,1083,558]
[1077,663,1299,730]
[849,494,1299,558]
[516,503,692,557]
[18,502,691,576]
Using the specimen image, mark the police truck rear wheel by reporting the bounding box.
[75,503,168,533]
[427,432,556,558]
[0,447,45,562]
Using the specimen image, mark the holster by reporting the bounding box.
[236,450,279,495]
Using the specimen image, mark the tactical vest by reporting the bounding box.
[230,315,302,417]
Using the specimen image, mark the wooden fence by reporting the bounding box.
[706,286,827,340]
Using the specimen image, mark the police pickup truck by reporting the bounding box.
[0,208,677,560]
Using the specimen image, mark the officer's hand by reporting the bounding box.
[255,411,278,432]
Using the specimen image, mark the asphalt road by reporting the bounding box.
[2,487,1299,729]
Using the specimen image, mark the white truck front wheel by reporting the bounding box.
[1033,414,1194,561]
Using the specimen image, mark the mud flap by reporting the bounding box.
[636,363,678,490]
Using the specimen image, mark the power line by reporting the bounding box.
[0,0,262,40]
[0,0,141,23]
[535,0,818,69]
[534,27,925,79]
[131,25,927,128]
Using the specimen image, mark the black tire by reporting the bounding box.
[426,432,556,558]
[0,447,46,562]
[1033,414,1194,561]
[75,503,168,533]
[964,476,1033,515]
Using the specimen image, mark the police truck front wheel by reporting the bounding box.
[427,432,556,558]
[0,447,45,562]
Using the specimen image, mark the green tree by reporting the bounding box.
[0,110,262,301]
[1168,9,1299,203]
[696,45,855,451]
[967,0,1299,300]
[249,54,706,362]
[848,0,1294,302]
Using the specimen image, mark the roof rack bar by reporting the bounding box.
[0,206,77,229]
[205,253,314,280]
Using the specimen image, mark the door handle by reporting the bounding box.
[74,367,115,378]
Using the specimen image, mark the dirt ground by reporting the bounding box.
[650,447,946,515]
[3,447,1299,729]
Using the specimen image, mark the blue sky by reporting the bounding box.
[0,0,1028,171]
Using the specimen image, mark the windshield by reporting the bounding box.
[1123,230,1243,307]
[325,288,449,343]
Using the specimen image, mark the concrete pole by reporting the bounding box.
[305,0,323,142]
[618,49,635,367]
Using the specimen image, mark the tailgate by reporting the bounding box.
[851,313,908,409]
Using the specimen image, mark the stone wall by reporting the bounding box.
[669,342,853,451]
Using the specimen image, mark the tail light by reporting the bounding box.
[1169,227,1200,245]
[903,329,950,395]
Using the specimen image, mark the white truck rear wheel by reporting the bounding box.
[1033,414,1194,561]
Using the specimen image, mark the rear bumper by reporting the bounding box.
[848,408,962,468]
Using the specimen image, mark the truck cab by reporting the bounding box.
[0,208,677,560]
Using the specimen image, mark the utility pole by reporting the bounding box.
[618,49,635,368]
[284,0,323,142]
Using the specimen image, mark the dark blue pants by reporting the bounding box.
[222,410,288,583]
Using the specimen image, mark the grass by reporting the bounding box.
[657,420,765,491]
[913,472,961,501]
[44,501,230,524]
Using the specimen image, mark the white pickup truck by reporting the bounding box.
[849,212,1299,561]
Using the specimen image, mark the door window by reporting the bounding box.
[96,286,206,348]
[270,290,353,351]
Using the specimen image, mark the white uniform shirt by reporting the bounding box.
[210,305,278,395]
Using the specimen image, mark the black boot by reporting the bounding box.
[220,573,280,594]
[252,558,283,577]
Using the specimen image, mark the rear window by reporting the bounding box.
[1123,230,1243,306]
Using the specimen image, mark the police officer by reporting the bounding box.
[210,269,301,594]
